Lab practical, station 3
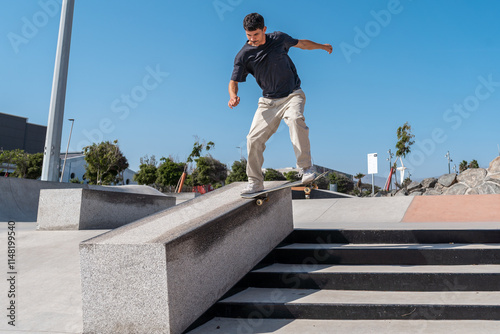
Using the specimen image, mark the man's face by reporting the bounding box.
[246,27,267,46]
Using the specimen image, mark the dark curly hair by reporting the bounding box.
[243,13,265,31]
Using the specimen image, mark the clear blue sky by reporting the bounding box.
[1,0,500,180]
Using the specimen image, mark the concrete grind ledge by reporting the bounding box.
[79,181,293,334]
[37,188,176,230]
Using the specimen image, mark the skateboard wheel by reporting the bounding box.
[256,199,264,206]
[304,186,311,194]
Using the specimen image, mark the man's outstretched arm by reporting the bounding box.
[294,40,333,54]
[228,80,240,109]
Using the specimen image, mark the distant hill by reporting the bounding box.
[361,174,388,189]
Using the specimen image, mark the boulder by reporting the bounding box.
[395,189,408,196]
[409,190,423,196]
[421,177,438,188]
[438,174,457,187]
[443,183,468,195]
[423,189,443,196]
[485,174,500,186]
[466,187,479,195]
[488,156,500,174]
[407,181,422,192]
[457,168,487,188]
[477,182,500,195]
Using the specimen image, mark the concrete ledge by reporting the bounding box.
[79,181,293,334]
[164,192,201,204]
[37,188,175,230]
[292,189,355,199]
[0,177,166,222]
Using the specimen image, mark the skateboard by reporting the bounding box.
[241,171,329,205]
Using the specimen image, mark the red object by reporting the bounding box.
[384,168,394,191]
[177,172,187,193]
[192,185,214,194]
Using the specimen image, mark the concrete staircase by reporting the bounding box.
[188,228,500,333]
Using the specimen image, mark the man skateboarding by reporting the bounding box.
[228,12,332,195]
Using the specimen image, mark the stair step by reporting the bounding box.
[267,243,500,265]
[215,288,500,320]
[285,229,500,244]
[188,318,500,334]
[240,264,500,291]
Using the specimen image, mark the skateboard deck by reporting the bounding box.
[241,171,329,205]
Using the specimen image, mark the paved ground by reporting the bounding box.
[0,195,499,333]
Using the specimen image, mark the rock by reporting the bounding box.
[476,182,500,195]
[421,177,438,188]
[457,168,487,188]
[438,174,458,187]
[466,187,479,195]
[423,189,442,196]
[443,183,468,195]
[434,183,444,192]
[485,174,500,186]
[488,157,500,174]
[395,189,408,196]
[409,190,423,196]
[407,181,422,192]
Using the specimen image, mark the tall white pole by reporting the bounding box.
[41,0,75,181]
[60,118,75,182]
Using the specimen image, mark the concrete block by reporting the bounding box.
[37,188,175,230]
[80,181,293,334]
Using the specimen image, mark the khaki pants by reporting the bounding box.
[246,89,312,185]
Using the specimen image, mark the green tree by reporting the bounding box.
[25,152,43,179]
[187,138,215,164]
[134,155,158,186]
[226,159,248,184]
[469,159,479,169]
[284,170,300,182]
[329,172,353,193]
[191,156,227,187]
[83,140,129,185]
[459,160,468,173]
[354,172,365,193]
[264,168,286,181]
[156,157,185,190]
[0,149,42,179]
[395,122,415,159]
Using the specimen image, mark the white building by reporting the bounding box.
[60,152,137,185]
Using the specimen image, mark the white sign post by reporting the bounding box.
[367,153,378,195]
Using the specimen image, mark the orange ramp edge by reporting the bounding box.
[402,194,500,223]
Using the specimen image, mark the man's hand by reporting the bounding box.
[228,96,240,109]
[228,80,240,109]
[295,40,333,54]
[323,44,333,54]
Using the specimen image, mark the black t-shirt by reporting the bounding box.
[231,31,301,99]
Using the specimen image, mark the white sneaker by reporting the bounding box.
[241,182,264,195]
[301,167,316,184]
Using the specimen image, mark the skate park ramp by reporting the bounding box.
[0,177,165,222]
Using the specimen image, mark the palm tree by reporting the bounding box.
[354,173,365,193]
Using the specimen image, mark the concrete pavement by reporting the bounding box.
[1,194,500,333]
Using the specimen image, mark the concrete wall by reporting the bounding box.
[80,181,294,334]
[37,188,176,230]
[0,177,165,222]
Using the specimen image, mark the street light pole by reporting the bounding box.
[60,118,74,182]
[41,0,75,181]
[445,151,452,174]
